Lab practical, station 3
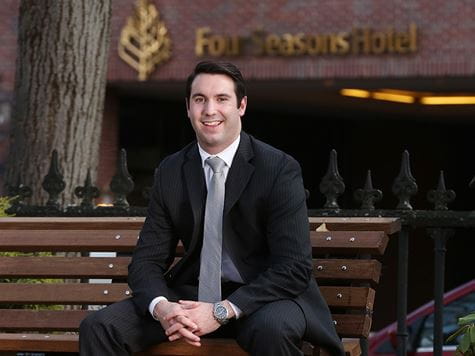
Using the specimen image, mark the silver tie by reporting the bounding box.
[198,156,226,302]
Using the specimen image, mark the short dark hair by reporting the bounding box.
[186,61,246,108]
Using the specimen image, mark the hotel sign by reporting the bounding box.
[196,24,417,57]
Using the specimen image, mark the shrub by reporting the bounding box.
[447,313,475,356]
[0,196,14,217]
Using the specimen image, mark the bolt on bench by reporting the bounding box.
[0,217,400,356]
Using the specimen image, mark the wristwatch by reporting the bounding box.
[213,302,230,325]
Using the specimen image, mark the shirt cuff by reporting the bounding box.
[228,301,243,319]
[149,296,168,320]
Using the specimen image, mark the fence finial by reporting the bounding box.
[320,149,345,209]
[41,150,66,209]
[354,170,382,210]
[427,171,455,210]
[392,150,418,210]
[74,170,100,209]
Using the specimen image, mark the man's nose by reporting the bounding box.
[204,100,216,115]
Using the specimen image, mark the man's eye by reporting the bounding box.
[194,97,204,103]
[217,97,228,102]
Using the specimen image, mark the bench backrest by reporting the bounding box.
[0,217,399,340]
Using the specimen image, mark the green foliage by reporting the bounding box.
[0,196,14,217]
[447,313,475,355]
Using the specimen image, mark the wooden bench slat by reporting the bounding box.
[0,283,131,304]
[0,284,374,310]
[0,230,139,252]
[0,216,398,234]
[0,310,88,331]
[0,231,385,259]
[310,231,388,255]
[139,338,248,356]
[0,256,131,278]
[314,259,382,284]
[0,333,362,356]
[0,217,145,230]
[1,231,386,257]
[333,314,372,338]
[0,256,381,285]
[309,217,400,235]
[0,333,79,353]
[0,310,371,338]
[0,334,360,356]
[320,287,375,310]
[0,333,361,356]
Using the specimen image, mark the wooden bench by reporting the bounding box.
[0,217,400,356]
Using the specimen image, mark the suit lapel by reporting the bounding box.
[224,133,255,216]
[183,144,206,252]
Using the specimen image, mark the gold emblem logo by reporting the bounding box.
[118,0,171,81]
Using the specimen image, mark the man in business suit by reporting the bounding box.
[79,61,343,356]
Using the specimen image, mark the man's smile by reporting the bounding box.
[202,120,223,127]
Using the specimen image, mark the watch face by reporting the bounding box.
[215,304,227,319]
[214,303,228,324]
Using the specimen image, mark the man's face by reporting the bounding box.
[187,73,247,155]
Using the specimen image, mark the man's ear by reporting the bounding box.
[238,96,247,116]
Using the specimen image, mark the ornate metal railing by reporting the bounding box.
[5,148,474,356]
[6,149,146,217]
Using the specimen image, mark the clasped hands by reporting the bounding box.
[154,300,233,347]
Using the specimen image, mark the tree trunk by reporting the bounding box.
[5,0,111,206]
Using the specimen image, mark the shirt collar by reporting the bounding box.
[198,134,241,168]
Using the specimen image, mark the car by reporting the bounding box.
[369,279,475,356]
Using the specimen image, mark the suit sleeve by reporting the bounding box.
[227,155,313,315]
[128,162,178,315]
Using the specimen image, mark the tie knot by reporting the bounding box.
[206,156,226,173]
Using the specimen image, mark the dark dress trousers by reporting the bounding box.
[127,132,344,355]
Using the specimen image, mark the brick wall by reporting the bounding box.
[0,0,18,194]
[0,0,19,93]
[108,0,475,81]
[0,0,474,89]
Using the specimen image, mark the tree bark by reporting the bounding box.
[6,0,111,206]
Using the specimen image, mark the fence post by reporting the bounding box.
[427,228,454,356]
[396,226,409,356]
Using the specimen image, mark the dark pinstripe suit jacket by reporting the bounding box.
[128,132,344,355]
